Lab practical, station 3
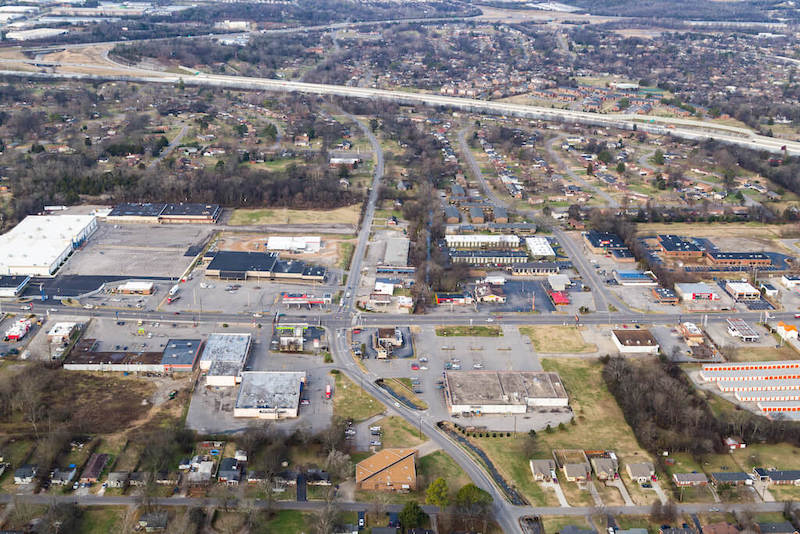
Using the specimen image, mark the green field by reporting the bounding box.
[229,205,360,226]
[418,450,472,495]
[265,510,315,532]
[79,508,124,534]
[376,415,425,448]
[520,326,597,354]
[332,372,384,422]
[435,325,502,337]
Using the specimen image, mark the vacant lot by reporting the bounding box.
[469,434,559,506]
[418,450,472,495]
[637,222,796,239]
[436,326,503,337]
[80,507,125,534]
[731,345,800,362]
[332,372,384,422]
[377,415,425,448]
[537,358,653,465]
[229,206,360,226]
[520,326,597,354]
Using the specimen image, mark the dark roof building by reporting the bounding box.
[107,202,221,224]
[707,251,771,266]
[710,471,751,485]
[584,231,626,251]
[161,339,203,371]
[206,251,326,281]
[0,275,31,297]
[757,523,798,534]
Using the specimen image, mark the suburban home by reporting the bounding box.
[14,464,37,485]
[626,462,655,483]
[723,437,746,450]
[756,523,799,534]
[673,472,708,487]
[561,526,598,534]
[80,453,108,483]
[129,472,146,486]
[710,472,751,486]
[753,468,800,485]
[307,468,331,486]
[334,525,359,534]
[355,448,417,492]
[50,467,77,486]
[218,458,242,486]
[660,528,694,534]
[138,511,168,532]
[563,462,591,482]
[590,457,618,480]
[247,471,266,484]
[107,471,129,489]
[155,471,181,486]
[529,459,557,481]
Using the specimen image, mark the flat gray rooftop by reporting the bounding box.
[200,333,251,365]
[235,371,306,410]
[445,370,567,406]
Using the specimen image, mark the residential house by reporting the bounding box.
[672,472,708,487]
[80,453,108,483]
[626,462,655,483]
[355,448,417,492]
[107,471,129,489]
[562,462,591,482]
[754,468,800,485]
[129,472,146,486]
[50,467,77,486]
[702,523,739,534]
[14,465,37,484]
[218,458,242,486]
[529,459,557,481]
[710,472,751,486]
[590,457,618,481]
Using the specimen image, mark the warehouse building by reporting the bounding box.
[0,215,96,276]
[703,360,800,373]
[583,231,626,253]
[63,338,164,372]
[707,251,771,267]
[106,203,221,224]
[444,370,568,415]
[200,333,252,387]
[233,371,306,419]
[161,339,203,372]
[445,234,520,249]
[700,368,800,383]
[718,379,800,393]
[266,236,321,254]
[781,275,800,289]
[525,237,556,258]
[657,234,704,258]
[675,282,721,301]
[613,271,657,286]
[512,262,560,276]
[735,390,800,402]
[205,251,326,282]
[449,249,529,265]
[725,281,761,300]
[757,401,800,414]
[611,329,660,354]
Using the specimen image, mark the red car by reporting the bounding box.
[411,363,420,370]
[794,314,800,319]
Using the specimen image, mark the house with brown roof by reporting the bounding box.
[355,448,416,492]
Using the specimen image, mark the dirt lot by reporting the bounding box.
[216,232,353,269]
[637,222,798,240]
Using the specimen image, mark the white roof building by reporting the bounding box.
[266,236,321,254]
[0,215,96,276]
[200,333,252,387]
[234,371,306,419]
[445,234,520,248]
[525,237,555,257]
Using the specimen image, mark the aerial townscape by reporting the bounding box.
[3,1,800,534]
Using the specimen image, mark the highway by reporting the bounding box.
[1,66,800,155]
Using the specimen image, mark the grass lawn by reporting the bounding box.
[730,346,800,361]
[228,205,360,226]
[79,507,124,534]
[418,450,472,495]
[381,379,428,410]
[332,372,384,422]
[435,325,502,337]
[520,326,597,353]
[376,415,425,448]
[338,241,355,270]
[731,442,800,470]
[543,515,592,534]
[635,222,793,239]
[469,434,559,506]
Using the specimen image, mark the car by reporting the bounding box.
[420,366,428,370]
[411,363,420,370]
[487,317,494,322]
[795,313,800,319]
[300,399,310,406]
[473,363,483,369]
[174,312,180,315]
[353,329,362,334]
[72,482,79,490]
[344,429,356,435]
[419,357,428,363]
[370,441,382,446]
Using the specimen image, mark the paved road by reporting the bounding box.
[149,122,188,169]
